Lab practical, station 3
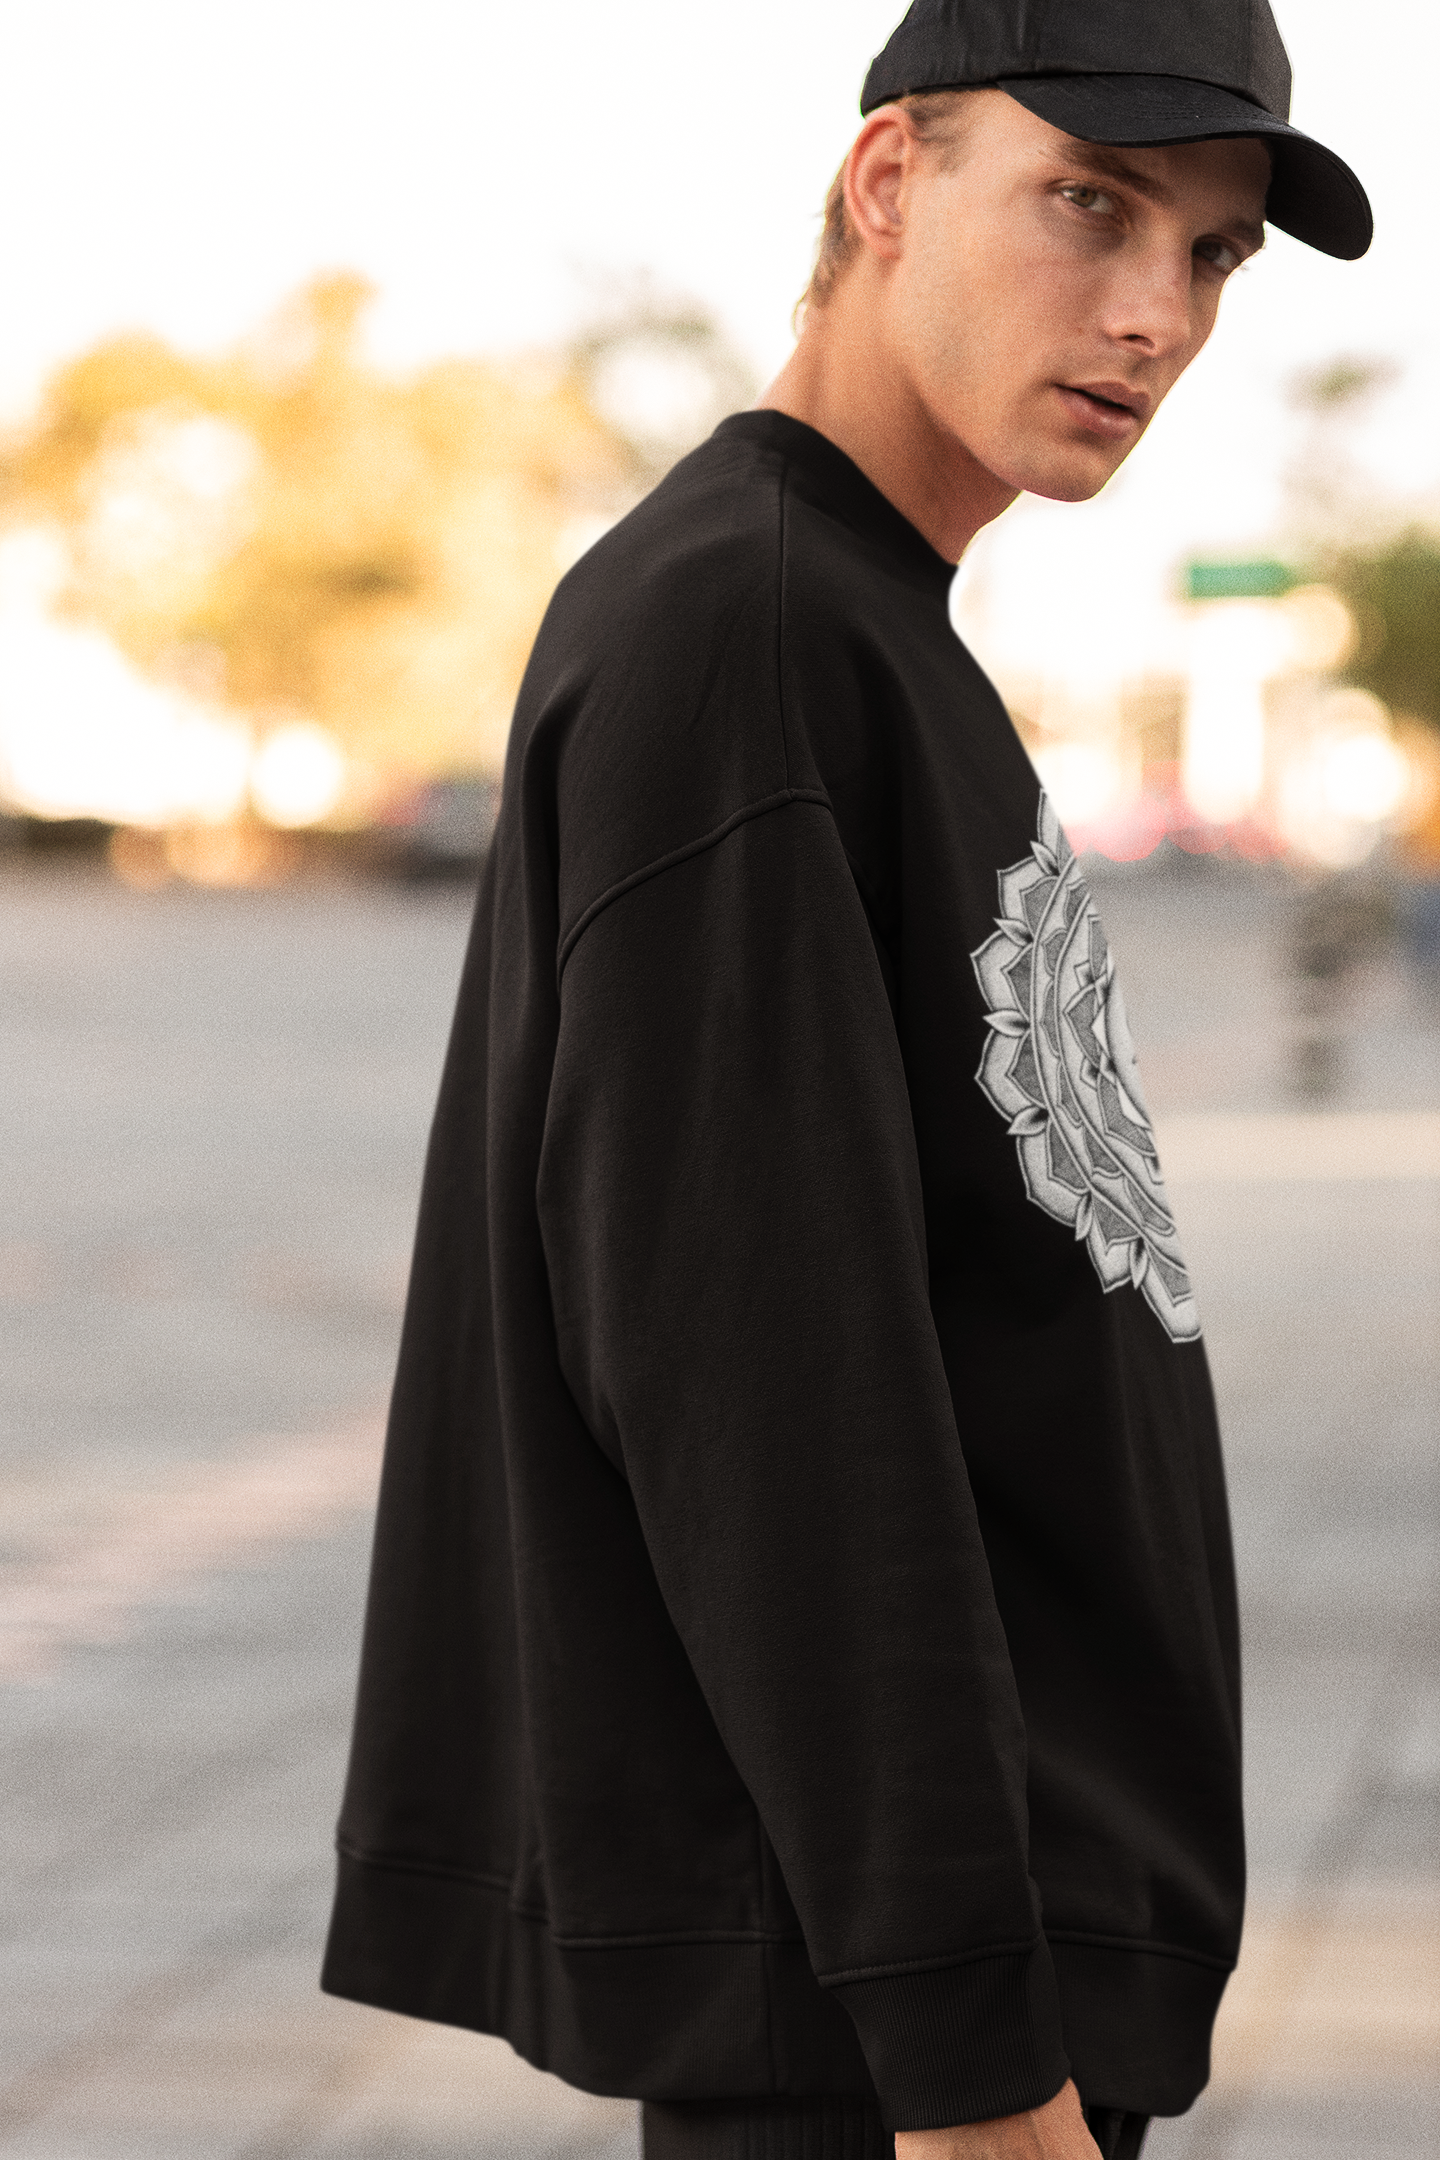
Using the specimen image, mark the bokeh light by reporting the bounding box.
[251,722,347,829]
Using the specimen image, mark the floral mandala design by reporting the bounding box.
[970,794,1200,1344]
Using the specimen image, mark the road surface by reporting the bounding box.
[2,852,1435,2158]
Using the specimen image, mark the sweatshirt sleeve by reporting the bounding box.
[536,795,1071,2129]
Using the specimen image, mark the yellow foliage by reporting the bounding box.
[6,275,633,779]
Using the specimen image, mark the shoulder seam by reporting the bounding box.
[556,787,832,983]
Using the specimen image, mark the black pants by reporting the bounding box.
[640,2094,1149,2159]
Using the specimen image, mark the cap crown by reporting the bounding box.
[862,0,1292,120]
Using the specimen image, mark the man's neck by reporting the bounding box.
[756,284,1018,566]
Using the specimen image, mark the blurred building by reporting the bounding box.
[955,536,1435,881]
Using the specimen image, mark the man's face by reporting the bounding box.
[878,91,1271,502]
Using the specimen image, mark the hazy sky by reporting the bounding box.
[2,1,1435,586]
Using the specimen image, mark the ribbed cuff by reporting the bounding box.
[828,1939,1070,2131]
[1051,1939,1232,2115]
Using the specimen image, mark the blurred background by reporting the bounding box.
[1,3,1435,2157]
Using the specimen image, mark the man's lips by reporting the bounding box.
[1055,382,1151,439]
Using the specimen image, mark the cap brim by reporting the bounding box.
[998,74,1372,260]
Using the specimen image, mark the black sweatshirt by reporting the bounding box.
[321,411,1244,2131]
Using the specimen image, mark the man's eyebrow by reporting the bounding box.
[1056,136,1267,253]
[1059,138,1176,204]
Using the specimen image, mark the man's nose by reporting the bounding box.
[1106,246,1198,360]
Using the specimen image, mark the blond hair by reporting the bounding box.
[803,91,976,314]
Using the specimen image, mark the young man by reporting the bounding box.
[321,5,1370,2157]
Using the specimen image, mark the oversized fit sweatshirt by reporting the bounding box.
[321,411,1245,2131]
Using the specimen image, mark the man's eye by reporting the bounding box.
[1059,183,1117,215]
[1196,238,1243,274]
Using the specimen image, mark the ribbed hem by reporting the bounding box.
[642,2094,890,2160]
[322,1849,871,2098]
[828,1939,1070,2130]
[324,1852,1222,2127]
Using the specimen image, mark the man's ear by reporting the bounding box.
[843,110,914,264]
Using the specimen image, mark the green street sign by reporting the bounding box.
[1184,559,1296,601]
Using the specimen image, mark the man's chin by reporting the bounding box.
[1030,474,1115,504]
[1047,437,1140,501]
[991,433,1133,505]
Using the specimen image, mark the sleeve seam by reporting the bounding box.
[819,1934,1045,1987]
[555,787,832,983]
[1046,1928,1235,1973]
[820,1931,1236,1987]
[335,1836,511,1896]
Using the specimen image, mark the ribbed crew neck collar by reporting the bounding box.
[714,410,957,597]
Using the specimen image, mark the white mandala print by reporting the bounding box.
[970,794,1200,1344]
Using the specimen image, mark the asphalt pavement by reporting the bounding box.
[2,850,1436,2159]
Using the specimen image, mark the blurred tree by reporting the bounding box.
[1282,351,1401,557]
[3,275,635,781]
[1289,354,1400,412]
[1331,531,1440,735]
[1276,350,1440,739]
[573,286,756,485]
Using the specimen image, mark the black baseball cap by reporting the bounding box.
[861,0,1371,260]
